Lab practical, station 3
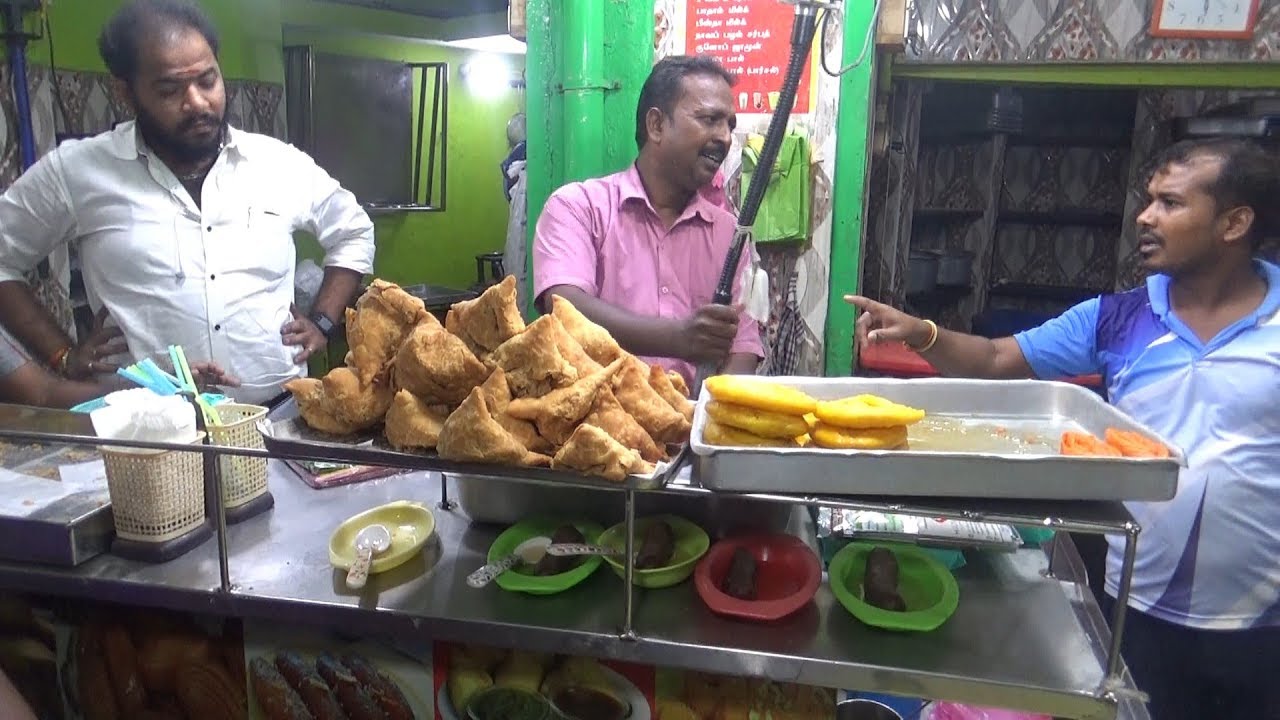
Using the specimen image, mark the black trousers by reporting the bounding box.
[1101,594,1280,719]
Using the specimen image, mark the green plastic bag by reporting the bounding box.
[739,132,811,243]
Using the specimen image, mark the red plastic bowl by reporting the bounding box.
[694,534,822,622]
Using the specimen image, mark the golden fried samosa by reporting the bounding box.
[550,295,623,365]
[383,389,449,450]
[648,363,695,423]
[285,367,392,435]
[477,369,552,453]
[612,356,691,445]
[552,424,653,482]
[583,387,666,462]
[506,358,622,445]
[393,321,488,406]
[437,388,550,467]
[446,275,526,358]
[344,279,431,384]
[490,314,579,398]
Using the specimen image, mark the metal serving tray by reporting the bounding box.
[258,399,680,491]
[690,377,1183,501]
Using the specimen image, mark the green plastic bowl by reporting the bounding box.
[487,518,605,595]
[597,515,710,589]
[828,542,960,632]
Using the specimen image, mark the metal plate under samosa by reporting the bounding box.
[690,377,1183,501]
[258,399,679,491]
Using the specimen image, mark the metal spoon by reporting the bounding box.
[467,536,552,588]
[346,524,392,590]
[544,543,622,558]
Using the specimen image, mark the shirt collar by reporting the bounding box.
[104,120,250,161]
[1147,259,1280,323]
[620,163,720,224]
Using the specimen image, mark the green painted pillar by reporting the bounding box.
[824,4,879,376]
[523,0,655,316]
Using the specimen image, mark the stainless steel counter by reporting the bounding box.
[0,461,1147,719]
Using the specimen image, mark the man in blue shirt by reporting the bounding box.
[848,138,1278,719]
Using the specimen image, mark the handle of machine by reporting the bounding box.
[710,5,822,304]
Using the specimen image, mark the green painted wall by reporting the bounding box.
[28,0,285,83]
[285,29,524,290]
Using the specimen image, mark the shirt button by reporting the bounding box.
[661,286,670,295]
[214,324,222,331]
[206,225,213,232]
[209,274,216,280]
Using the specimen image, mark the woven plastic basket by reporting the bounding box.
[206,404,269,509]
[101,433,207,543]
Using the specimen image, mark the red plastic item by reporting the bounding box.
[694,534,822,622]
[857,342,1103,388]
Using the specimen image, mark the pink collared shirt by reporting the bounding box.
[533,164,763,389]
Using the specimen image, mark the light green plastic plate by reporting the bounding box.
[487,518,605,595]
[598,514,710,589]
[328,501,435,575]
[828,542,960,632]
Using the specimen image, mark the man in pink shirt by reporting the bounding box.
[533,56,762,391]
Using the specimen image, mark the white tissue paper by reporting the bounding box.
[91,394,199,452]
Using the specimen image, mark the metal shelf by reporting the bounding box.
[0,466,1146,719]
[0,407,1148,719]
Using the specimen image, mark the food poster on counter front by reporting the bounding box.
[663,0,818,116]
[434,641,655,720]
[52,600,247,720]
[243,619,434,719]
[655,668,838,720]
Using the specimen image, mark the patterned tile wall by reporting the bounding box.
[907,0,1280,63]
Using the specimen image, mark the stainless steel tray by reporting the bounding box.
[258,399,679,491]
[691,377,1183,501]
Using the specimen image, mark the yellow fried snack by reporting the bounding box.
[705,400,810,439]
[814,394,926,430]
[811,423,908,450]
[703,419,797,448]
[704,375,818,416]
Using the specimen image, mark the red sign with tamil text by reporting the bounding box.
[685,0,815,115]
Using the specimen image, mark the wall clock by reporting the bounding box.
[1150,0,1260,39]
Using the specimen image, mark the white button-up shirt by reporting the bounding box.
[0,122,375,403]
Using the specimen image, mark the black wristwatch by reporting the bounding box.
[308,310,338,339]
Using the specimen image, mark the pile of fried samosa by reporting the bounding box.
[283,276,694,482]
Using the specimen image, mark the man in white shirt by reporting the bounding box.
[0,0,374,404]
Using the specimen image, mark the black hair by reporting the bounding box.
[1151,137,1279,249]
[98,0,220,83]
[635,55,735,150]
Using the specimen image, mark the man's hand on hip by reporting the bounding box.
[66,307,127,379]
[681,303,741,364]
[282,304,328,365]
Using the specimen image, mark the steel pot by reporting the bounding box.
[936,249,974,287]
[906,251,939,296]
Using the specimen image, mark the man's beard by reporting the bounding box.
[135,105,227,165]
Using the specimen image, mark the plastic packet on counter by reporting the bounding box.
[817,507,1023,552]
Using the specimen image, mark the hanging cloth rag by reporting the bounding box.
[739,131,811,244]
[760,269,803,377]
[502,159,530,312]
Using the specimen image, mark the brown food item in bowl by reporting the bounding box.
[721,547,758,601]
[532,525,586,576]
[635,520,676,569]
[862,547,907,612]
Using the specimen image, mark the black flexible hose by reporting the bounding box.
[710,11,820,305]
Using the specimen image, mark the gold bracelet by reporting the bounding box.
[906,320,939,353]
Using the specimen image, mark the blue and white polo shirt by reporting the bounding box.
[1014,260,1280,630]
